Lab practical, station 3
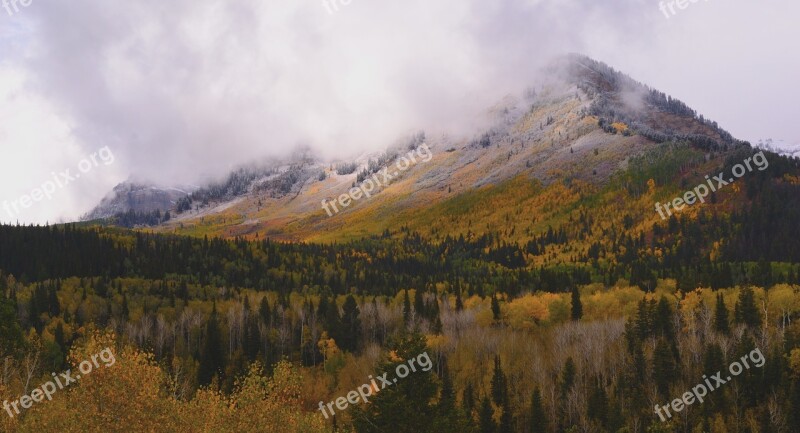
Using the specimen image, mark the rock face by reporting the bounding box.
[84,55,751,239]
[83,181,194,220]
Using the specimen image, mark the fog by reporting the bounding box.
[1,0,798,223]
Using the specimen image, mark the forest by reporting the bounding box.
[2,142,800,432]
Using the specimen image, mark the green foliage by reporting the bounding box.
[351,333,438,433]
[479,397,496,433]
[735,286,762,328]
[714,293,730,335]
[0,296,23,357]
[529,387,547,433]
[570,286,582,321]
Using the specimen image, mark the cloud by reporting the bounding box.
[0,0,798,223]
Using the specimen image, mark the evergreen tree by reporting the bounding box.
[455,292,464,312]
[491,294,501,322]
[431,296,443,334]
[498,405,513,433]
[653,338,676,397]
[463,383,476,417]
[259,296,271,325]
[351,333,438,433]
[319,292,342,343]
[587,379,608,428]
[491,356,508,406]
[570,286,583,321]
[479,397,496,433]
[560,357,576,397]
[654,297,675,340]
[414,289,426,318]
[791,379,800,432]
[433,361,475,433]
[0,296,23,358]
[530,387,548,433]
[198,302,224,386]
[735,286,762,328]
[121,293,130,321]
[714,293,730,335]
[403,290,412,326]
[47,284,60,316]
[341,294,361,352]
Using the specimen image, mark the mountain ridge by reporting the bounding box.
[84,54,759,242]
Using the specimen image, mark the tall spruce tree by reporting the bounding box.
[714,293,730,335]
[341,294,361,352]
[571,286,583,321]
[491,294,501,322]
[479,397,496,433]
[351,333,438,433]
[491,356,508,406]
[198,302,224,386]
[735,286,762,328]
[653,338,676,397]
[530,387,548,433]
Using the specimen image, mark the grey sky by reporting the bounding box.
[1,0,798,224]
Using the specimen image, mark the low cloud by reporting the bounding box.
[1,0,798,223]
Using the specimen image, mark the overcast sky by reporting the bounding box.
[1,0,798,224]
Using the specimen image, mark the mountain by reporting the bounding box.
[8,55,800,433]
[86,55,781,245]
[756,138,800,158]
[82,180,197,221]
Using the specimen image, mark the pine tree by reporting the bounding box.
[434,361,475,433]
[653,338,676,397]
[570,286,583,321]
[479,397,496,433]
[463,383,476,417]
[498,405,513,433]
[530,387,548,433]
[491,294,501,322]
[655,297,675,340]
[198,302,224,386]
[259,296,271,326]
[491,356,508,406]
[403,290,412,326]
[560,357,576,397]
[587,379,608,428]
[735,286,762,328]
[341,294,361,352]
[414,289,426,318]
[0,296,23,358]
[351,333,438,433]
[47,284,60,316]
[455,292,464,312]
[121,293,130,321]
[791,379,800,432]
[430,296,443,334]
[714,293,730,335]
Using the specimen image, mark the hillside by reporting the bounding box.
[83,55,748,243]
[8,54,799,433]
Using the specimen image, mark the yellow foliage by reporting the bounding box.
[647,178,656,194]
[610,122,629,133]
[506,295,550,329]
[14,332,327,433]
[788,348,800,378]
